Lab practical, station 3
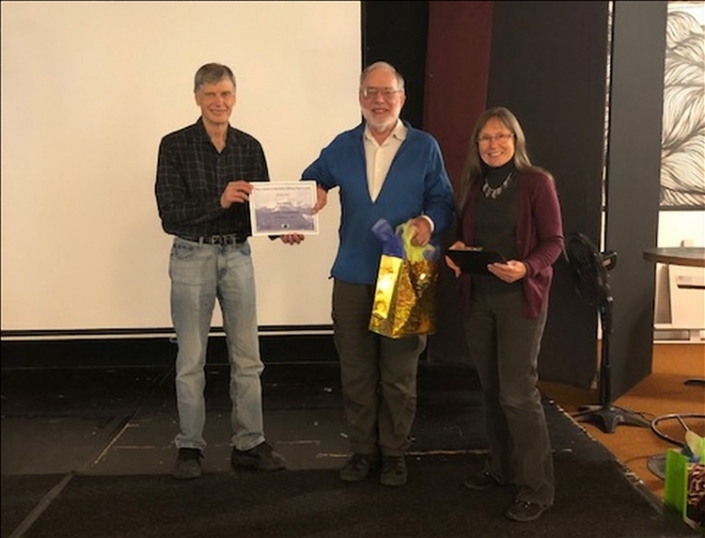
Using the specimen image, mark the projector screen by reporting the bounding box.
[1,1,361,336]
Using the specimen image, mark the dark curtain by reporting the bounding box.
[361,1,429,129]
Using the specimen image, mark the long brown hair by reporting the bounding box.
[456,107,549,211]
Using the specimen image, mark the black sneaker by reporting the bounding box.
[339,452,379,482]
[172,448,203,480]
[231,441,285,471]
[505,499,549,522]
[462,468,499,490]
[380,455,407,487]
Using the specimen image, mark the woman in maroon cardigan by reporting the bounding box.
[445,107,564,523]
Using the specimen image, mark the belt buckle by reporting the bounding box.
[212,235,237,245]
[209,234,242,245]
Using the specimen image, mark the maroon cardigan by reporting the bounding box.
[457,169,565,318]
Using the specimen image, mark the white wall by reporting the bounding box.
[1,1,361,335]
[653,210,705,328]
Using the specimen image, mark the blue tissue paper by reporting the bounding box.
[371,219,404,257]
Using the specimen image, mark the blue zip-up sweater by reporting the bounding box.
[302,121,455,285]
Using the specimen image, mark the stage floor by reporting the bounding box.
[1,361,699,537]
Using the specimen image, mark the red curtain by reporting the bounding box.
[423,1,494,186]
[423,2,495,367]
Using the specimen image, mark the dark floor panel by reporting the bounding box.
[1,415,131,475]
[4,454,697,538]
[1,366,171,417]
[1,361,479,415]
[1,474,65,538]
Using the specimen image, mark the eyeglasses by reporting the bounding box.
[361,87,403,99]
[477,133,514,144]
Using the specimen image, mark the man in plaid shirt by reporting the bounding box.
[156,63,285,480]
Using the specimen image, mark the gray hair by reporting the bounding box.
[194,63,236,92]
[359,61,405,91]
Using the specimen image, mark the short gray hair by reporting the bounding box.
[194,63,236,92]
[359,61,405,91]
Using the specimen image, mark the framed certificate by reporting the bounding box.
[249,181,319,236]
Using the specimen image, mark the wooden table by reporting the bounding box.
[643,246,704,386]
[643,247,704,480]
[642,247,705,267]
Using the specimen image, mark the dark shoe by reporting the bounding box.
[231,441,286,471]
[380,455,407,487]
[172,448,203,480]
[505,499,549,522]
[340,452,379,482]
[462,468,499,490]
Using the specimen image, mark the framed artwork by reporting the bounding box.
[659,2,705,209]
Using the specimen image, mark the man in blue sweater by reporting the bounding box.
[283,61,455,486]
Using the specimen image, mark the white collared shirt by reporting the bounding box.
[363,120,407,202]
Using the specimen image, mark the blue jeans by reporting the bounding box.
[169,237,264,452]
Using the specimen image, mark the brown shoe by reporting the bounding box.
[380,455,407,487]
[505,499,550,522]
[231,441,285,472]
[340,452,379,482]
[462,468,499,490]
[172,448,203,480]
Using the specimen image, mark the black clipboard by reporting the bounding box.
[446,249,507,275]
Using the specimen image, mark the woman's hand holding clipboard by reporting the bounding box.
[445,242,527,282]
[445,245,506,276]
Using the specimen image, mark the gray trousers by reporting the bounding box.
[332,279,426,457]
[463,290,555,506]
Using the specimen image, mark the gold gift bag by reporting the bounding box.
[369,254,438,338]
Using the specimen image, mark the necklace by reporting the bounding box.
[482,172,512,199]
